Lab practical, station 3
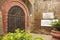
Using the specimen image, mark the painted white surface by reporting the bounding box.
[41,19,58,26]
[43,12,54,19]
[41,20,52,26]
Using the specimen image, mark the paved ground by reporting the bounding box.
[31,33,52,40]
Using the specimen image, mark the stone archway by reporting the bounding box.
[2,0,29,34]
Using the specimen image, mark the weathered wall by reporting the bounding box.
[30,0,60,34]
[0,0,4,35]
[0,0,32,35]
[0,11,3,35]
[0,0,60,35]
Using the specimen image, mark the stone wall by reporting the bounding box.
[0,0,60,35]
[0,11,3,35]
[0,0,31,35]
[30,0,60,34]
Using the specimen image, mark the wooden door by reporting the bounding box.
[8,6,25,32]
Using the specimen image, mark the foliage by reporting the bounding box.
[51,20,60,31]
[35,37,44,40]
[0,36,3,40]
[1,29,44,40]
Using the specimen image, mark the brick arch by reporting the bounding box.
[2,0,29,34]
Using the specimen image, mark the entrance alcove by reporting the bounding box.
[2,0,29,34]
[8,6,25,32]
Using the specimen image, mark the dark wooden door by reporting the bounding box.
[8,6,25,32]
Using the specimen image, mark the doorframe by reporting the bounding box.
[2,0,29,35]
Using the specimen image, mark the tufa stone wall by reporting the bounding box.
[30,0,60,34]
[0,11,3,35]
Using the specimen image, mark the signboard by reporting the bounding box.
[41,19,58,26]
[43,12,54,19]
[41,20,52,26]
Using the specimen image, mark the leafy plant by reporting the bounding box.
[51,20,60,31]
[0,36,3,40]
[1,29,44,40]
[35,37,44,40]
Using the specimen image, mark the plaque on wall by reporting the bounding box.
[43,12,54,19]
[41,19,58,26]
[41,20,52,26]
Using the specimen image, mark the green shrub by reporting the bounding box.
[1,29,44,40]
[35,37,44,40]
[51,20,60,31]
[0,36,3,40]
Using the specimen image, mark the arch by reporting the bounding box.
[2,0,29,34]
[8,6,25,33]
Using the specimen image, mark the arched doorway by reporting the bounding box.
[2,0,29,34]
[8,6,25,32]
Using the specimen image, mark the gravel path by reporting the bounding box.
[31,33,52,40]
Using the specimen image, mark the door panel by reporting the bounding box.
[8,6,25,32]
